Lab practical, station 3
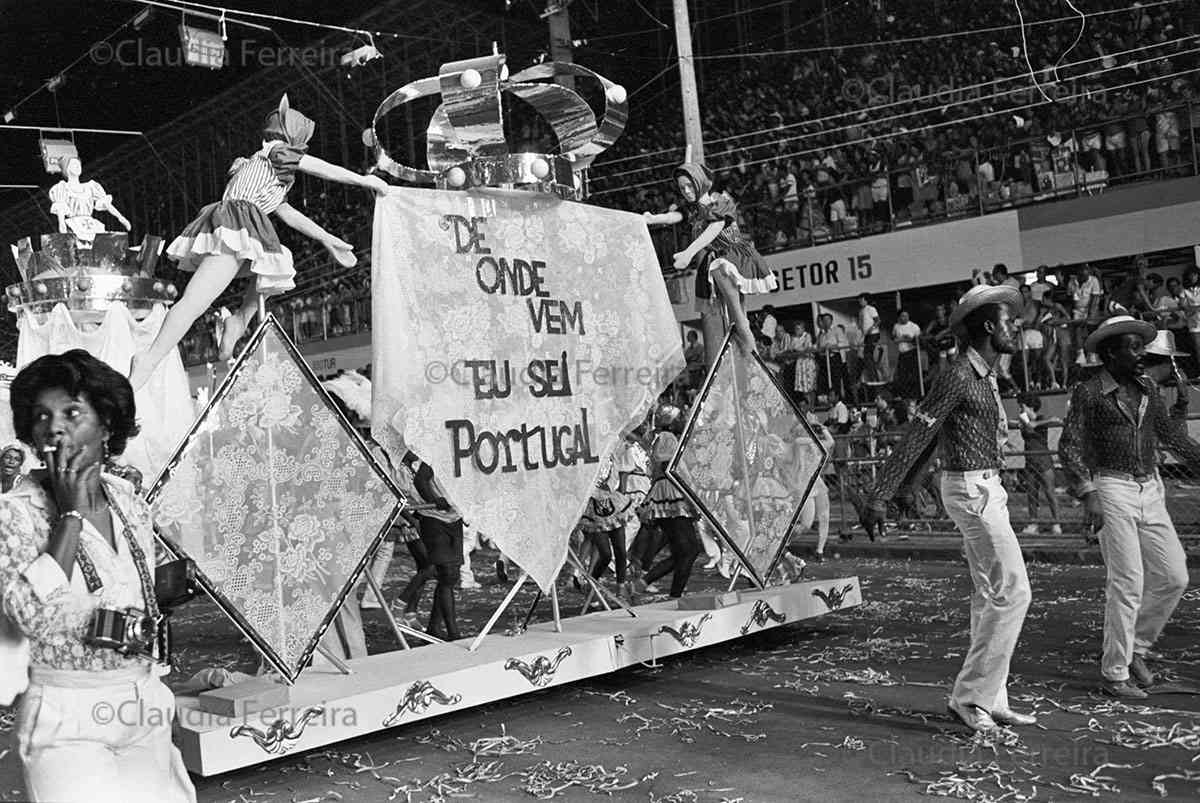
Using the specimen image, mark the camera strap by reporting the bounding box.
[68,484,159,620]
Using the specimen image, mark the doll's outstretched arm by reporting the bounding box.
[643,210,683,226]
[274,202,357,267]
[105,201,132,231]
[297,155,389,195]
[673,220,725,270]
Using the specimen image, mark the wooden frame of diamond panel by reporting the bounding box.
[146,314,408,683]
[667,330,828,589]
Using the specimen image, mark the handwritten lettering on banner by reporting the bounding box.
[439,213,600,477]
[371,189,684,590]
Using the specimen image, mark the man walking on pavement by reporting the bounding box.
[1058,315,1200,698]
[860,284,1034,732]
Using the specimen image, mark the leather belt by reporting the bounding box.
[1096,469,1157,484]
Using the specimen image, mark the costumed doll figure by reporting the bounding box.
[638,405,703,598]
[129,94,389,389]
[580,435,651,602]
[48,156,131,244]
[643,163,777,355]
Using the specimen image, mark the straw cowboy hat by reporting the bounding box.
[1083,314,1157,354]
[1145,329,1189,358]
[949,284,1023,331]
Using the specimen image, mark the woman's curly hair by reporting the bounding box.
[10,350,140,456]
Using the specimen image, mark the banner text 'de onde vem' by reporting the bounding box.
[440,214,600,478]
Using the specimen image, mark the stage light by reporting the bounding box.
[46,75,65,93]
[179,23,226,69]
[132,8,153,31]
[2,110,14,124]
[340,44,381,68]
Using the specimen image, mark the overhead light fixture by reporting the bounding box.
[46,75,65,93]
[179,22,226,69]
[2,110,14,124]
[132,7,153,31]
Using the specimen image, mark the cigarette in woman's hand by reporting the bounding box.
[41,444,57,454]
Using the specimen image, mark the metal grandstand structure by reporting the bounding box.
[0,0,542,361]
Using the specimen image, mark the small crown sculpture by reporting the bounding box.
[7,233,175,317]
[367,52,628,199]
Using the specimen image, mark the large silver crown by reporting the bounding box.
[7,233,176,317]
[366,53,628,199]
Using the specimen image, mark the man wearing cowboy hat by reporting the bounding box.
[1142,329,1190,417]
[861,284,1034,732]
[1059,315,1200,698]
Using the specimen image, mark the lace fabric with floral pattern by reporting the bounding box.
[370,188,684,591]
[673,342,826,586]
[150,324,404,678]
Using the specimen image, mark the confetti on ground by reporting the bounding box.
[519,760,637,799]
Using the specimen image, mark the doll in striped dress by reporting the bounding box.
[128,95,388,389]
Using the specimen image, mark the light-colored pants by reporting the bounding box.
[17,664,196,803]
[798,478,831,553]
[1095,475,1188,681]
[941,470,1031,712]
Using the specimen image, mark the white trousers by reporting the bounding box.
[941,471,1031,712]
[1095,475,1188,681]
[797,478,831,553]
[17,665,196,803]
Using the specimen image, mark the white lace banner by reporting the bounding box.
[371,188,684,591]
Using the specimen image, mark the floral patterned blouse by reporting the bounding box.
[0,473,157,672]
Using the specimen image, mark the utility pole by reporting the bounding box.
[545,1,575,89]
[672,0,724,366]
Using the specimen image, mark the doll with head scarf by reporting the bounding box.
[129,94,390,390]
[644,163,777,355]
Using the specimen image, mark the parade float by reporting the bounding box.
[54,52,864,775]
[6,153,193,477]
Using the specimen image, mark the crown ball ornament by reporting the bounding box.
[370,52,628,199]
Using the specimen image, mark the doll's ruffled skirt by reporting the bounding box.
[693,241,778,312]
[167,200,295,295]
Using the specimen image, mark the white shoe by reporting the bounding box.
[1020,524,1039,535]
[1051,524,1063,535]
[947,700,998,732]
[703,557,718,570]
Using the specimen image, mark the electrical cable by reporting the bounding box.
[1014,0,1055,103]
[691,0,1183,60]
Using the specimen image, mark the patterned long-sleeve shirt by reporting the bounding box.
[867,348,1008,508]
[1058,370,1200,497]
[0,474,157,672]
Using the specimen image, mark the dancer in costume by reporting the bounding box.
[129,94,388,389]
[860,284,1035,732]
[1058,316,1200,698]
[400,452,464,640]
[638,406,702,597]
[643,164,777,354]
[48,156,131,244]
[580,435,651,603]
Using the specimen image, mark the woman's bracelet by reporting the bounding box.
[57,510,85,525]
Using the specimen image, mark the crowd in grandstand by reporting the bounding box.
[595,0,1199,248]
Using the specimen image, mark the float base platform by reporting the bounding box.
[176,576,861,775]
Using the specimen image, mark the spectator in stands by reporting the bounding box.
[815,313,847,398]
[841,322,863,404]
[791,321,818,407]
[858,293,882,384]
[1017,285,1046,390]
[758,305,778,349]
[992,264,1021,289]
[1016,391,1062,536]
[1029,266,1053,305]
[1074,265,1104,322]
[1180,267,1200,374]
[891,310,922,398]
[924,303,958,381]
[1110,255,1154,315]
